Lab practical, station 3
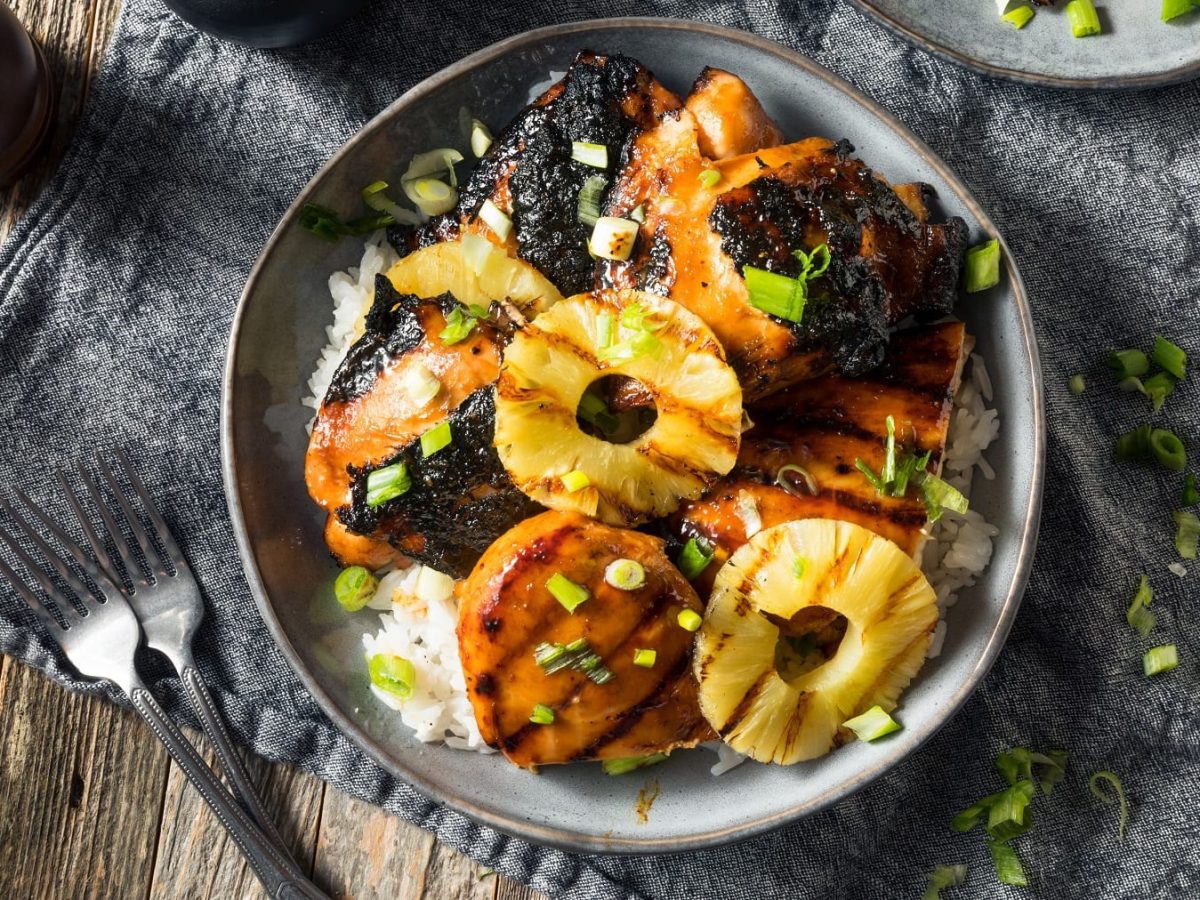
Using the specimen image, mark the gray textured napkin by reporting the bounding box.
[2,0,1198,897]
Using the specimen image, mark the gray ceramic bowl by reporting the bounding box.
[851,0,1200,89]
[222,18,1044,853]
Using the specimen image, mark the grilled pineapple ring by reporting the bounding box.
[695,519,937,765]
[495,290,743,527]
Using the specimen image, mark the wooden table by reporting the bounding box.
[0,3,547,897]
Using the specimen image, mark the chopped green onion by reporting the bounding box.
[1142,371,1175,412]
[995,747,1068,795]
[855,458,886,493]
[793,557,808,579]
[478,199,512,240]
[1115,423,1152,461]
[419,421,452,458]
[988,840,1027,887]
[951,791,1002,833]
[439,303,488,345]
[597,329,662,364]
[470,119,493,157]
[1088,770,1128,841]
[605,558,646,591]
[1150,428,1187,471]
[921,474,969,523]
[629,204,646,223]
[1003,4,1035,28]
[577,174,607,227]
[1163,0,1198,22]
[698,169,721,188]
[561,470,590,492]
[1184,473,1199,506]
[403,147,463,187]
[577,389,620,436]
[1173,510,1199,559]
[298,203,394,241]
[1152,335,1187,379]
[1108,349,1150,379]
[1125,575,1156,637]
[632,648,657,668]
[367,653,416,700]
[676,609,703,632]
[360,180,423,225]
[744,266,805,322]
[794,243,831,280]
[1065,0,1102,36]
[529,703,555,725]
[365,462,411,507]
[1069,374,1085,396]
[776,463,818,497]
[1143,644,1179,676]
[400,362,442,408]
[534,639,613,684]
[571,141,608,169]
[922,864,967,900]
[676,536,715,580]
[842,705,901,742]
[590,216,639,262]
[334,566,378,611]
[964,239,1000,293]
[602,753,668,775]
[985,780,1035,841]
[881,415,897,483]
[596,311,614,351]
[620,300,664,333]
[546,572,590,613]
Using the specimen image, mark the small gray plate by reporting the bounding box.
[851,0,1200,89]
[222,18,1044,854]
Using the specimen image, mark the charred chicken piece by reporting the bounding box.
[459,510,712,769]
[685,67,783,160]
[670,321,966,594]
[395,51,681,296]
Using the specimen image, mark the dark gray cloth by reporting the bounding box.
[1,0,1197,896]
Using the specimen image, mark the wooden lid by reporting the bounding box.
[0,5,55,187]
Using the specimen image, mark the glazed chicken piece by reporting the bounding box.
[459,510,712,769]
[599,107,968,400]
[685,67,783,160]
[396,51,682,296]
[670,321,966,595]
[305,275,539,576]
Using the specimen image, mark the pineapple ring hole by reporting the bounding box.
[575,375,658,445]
[768,606,849,684]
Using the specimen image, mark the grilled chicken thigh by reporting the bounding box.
[459,510,712,768]
[670,321,966,593]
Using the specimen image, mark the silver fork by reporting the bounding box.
[0,471,328,900]
[53,452,287,848]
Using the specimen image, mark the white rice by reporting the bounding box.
[307,238,1002,765]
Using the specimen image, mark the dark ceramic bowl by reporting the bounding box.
[850,0,1200,89]
[162,0,369,48]
[222,19,1045,853]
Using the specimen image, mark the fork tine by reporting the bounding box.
[14,489,123,597]
[0,500,101,610]
[96,455,165,577]
[113,449,184,572]
[78,463,143,585]
[0,522,80,619]
[55,474,124,588]
[0,553,62,631]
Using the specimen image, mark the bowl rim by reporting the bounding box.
[221,16,1046,855]
[848,0,1200,90]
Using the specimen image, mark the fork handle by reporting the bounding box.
[179,664,290,853]
[128,684,330,900]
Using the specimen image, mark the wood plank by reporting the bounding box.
[0,0,122,245]
[147,730,325,899]
[0,659,169,899]
[311,785,549,900]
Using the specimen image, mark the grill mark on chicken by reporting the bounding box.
[338,389,542,578]
[572,650,693,759]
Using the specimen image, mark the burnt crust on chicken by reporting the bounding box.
[392,51,678,294]
[337,389,542,578]
[709,139,968,376]
[323,276,460,406]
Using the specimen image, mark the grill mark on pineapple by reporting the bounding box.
[856,627,934,707]
[777,690,813,757]
[717,669,775,736]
